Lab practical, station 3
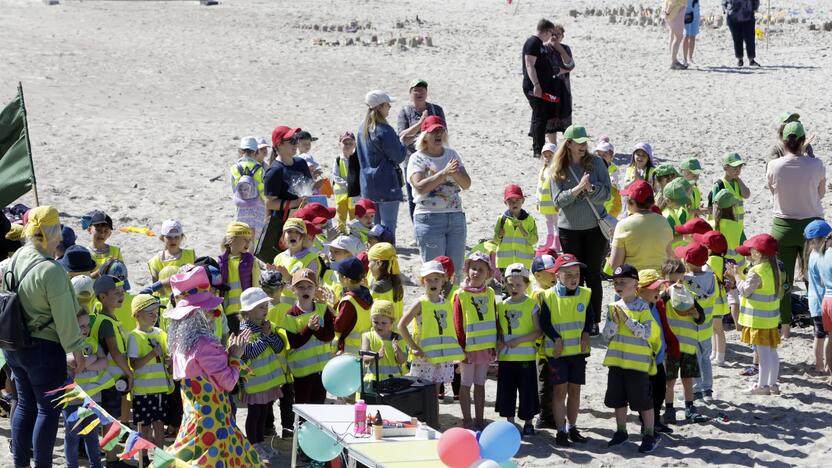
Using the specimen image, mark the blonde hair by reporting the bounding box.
[415,130,449,153]
[548,141,593,181]
[362,106,388,138]
[26,224,61,251]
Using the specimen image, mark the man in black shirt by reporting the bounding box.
[523,19,557,158]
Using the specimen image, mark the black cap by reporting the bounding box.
[331,257,366,282]
[89,210,113,229]
[295,131,318,142]
[611,264,639,281]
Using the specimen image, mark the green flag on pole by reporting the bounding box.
[0,83,37,207]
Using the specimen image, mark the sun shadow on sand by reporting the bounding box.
[695,64,819,75]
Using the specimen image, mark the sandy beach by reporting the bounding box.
[2,0,832,465]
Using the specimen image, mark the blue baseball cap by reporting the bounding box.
[368,224,395,244]
[331,257,366,282]
[58,225,76,252]
[531,254,558,273]
[239,136,258,151]
[804,220,832,240]
[100,260,131,292]
[59,245,97,273]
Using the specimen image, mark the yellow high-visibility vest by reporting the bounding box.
[242,321,286,394]
[715,218,746,268]
[74,336,115,398]
[738,262,780,330]
[537,168,558,216]
[369,284,404,324]
[454,288,497,352]
[147,249,196,280]
[363,330,405,381]
[541,287,591,358]
[496,297,537,362]
[274,249,320,307]
[230,158,265,200]
[416,297,464,364]
[129,328,174,395]
[90,313,127,380]
[333,157,350,205]
[335,295,372,355]
[287,303,332,378]
[691,275,717,341]
[91,245,123,270]
[721,178,745,227]
[603,299,660,375]
[665,298,699,355]
[494,216,537,269]
[708,255,728,317]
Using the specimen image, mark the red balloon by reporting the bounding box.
[438,427,480,468]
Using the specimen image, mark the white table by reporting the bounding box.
[291,403,442,468]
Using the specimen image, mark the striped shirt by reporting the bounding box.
[240,321,284,361]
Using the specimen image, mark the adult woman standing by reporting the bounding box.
[357,90,407,244]
[397,79,447,220]
[543,24,575,144]
[723,0,760,67]
[2,206,86,468]
[257,125,312,263]
[766,121,825,339]
[522,19,557,158]
[609,180,675,272]
[407,116,471,277]
[664,0,688,69]
[549,125,611,331]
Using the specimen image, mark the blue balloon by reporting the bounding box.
[321,355,361,397]
[478,421,521,463]
[499,461,517,468]
[298,422,343,462]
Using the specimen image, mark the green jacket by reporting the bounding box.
[6,245,84,352]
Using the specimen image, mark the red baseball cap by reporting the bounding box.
[339,131,356,142]
[534,246,559,259]
[621,180,654,204]
[553,253,586,273]
[693,231,728,255]
[304,220,322,237]
[354,205,367,218]
[675,217,712,236]
[674,243,709,267]
[296,203,336,221]
[504,184,525,202]
[736,233,778,257]
[271,126,302,146]
[356,251,370,273]
[433,255,454,280]
[356,199,377,215]
[421,116,445,133]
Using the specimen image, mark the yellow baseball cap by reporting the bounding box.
[370,299,396,319]
[283,218,307,235]
[131,294,160,316]
[637,269,667,289]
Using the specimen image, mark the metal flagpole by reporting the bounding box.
[17,82,39,206]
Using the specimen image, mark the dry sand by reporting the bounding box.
[2,0,832,465]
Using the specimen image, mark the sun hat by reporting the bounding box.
[256,137,270,149]
[674,243,709,267]
[503,184,525,202]
[158,265,179,283]
[296,203,336,221]
[331,257,366,282]
[58,225,76,253]
[327,235,365,256]
[226,221,253,238]
[675,217,712,235]
[804,220,832,240]
[713,189,739,209]
[693,231,728,255]
[71,275,94,301]
[368,242,401,275]
[783,121,805,140]
[721,152,744,167]
[778,111,800,124]
[632,142,653,161]
[654,164,680,178]
[131,294,160,316]
[240,288,272,313]
[680,158,703,174]
[663,178,692,205]
[339,131,356,142]
[271,126,302,146]
[553,253,586,273]
[531,254,558,273]
[291,268,318,287]
[239,136,258,151]
[371,299,396,319]
[421,116,445,133]
[504,263,531,279]
[420,260,446,278]
[355,199,377,215]
[282,218,307,235]
[365,90,396,108]
[542,143,558,154]
[367,224,395,244]
[433,255,454,280]
[164,266,224,320]
[296,130,318,142]
[611,264,639,281]
[736,234,778,257]
[409,79,428,89]
[595,141,614,153]
[59,245,97,273]
[465,251,494,273]
[637,269,667,289]
[93,275,122,296]
[620,180,654,204]
[160,219,184,237]
[563,125,591,144]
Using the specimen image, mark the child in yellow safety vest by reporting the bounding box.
[259,269,295,439]
[494,184,538,273]
[659,258,708,425]
[726,234,782,396]
[453,251,498,430]
[83,210,123,273]
[707,152,750,232]
[368,242,405,324]
[693,231,731,367]
[539,254,592,446]
[399,261,463,391]
[530,252,558,429]
[348,200,376,244]
[496,263,542,437]
[147,219,196,282]
[602,264,661,454]
[127,294,174,449]
[230,137,267,246]
[662,177,692,248]
[596,139,623,220]
[680,158,705,216]
[653,164,680,211]
[711,188,746,332]
[219,221,260,334]
[332,257,374,355]
[238,288,286,459]
[322,235,366,309]
[332,131,360,232]
[623,143,657,198]
[537,143,561,251]
[65,308,108,468]
[273,218,320,310]
[361,300,406,382]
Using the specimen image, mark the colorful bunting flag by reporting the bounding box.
[120,437,156,460]
[102,425,129,452]
[78,418,100,436]
[119,431,140,460]
[44,382,76,395]
[152,448,175,468]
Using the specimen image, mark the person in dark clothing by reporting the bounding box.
[543,24,575,145]
[723,0,760,67]
[522,19,558,158]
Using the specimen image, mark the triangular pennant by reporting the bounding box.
[118,431,140,459]
[51,386,82,403]
[70,407,95,430]
[45,382,77,395]
[89,405,113,426]
[78,418,100,435]
[151,448,175,468]
[121,437,156,460]
[99,422,123,449]
[102,426,129,452]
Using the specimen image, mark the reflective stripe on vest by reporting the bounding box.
[542,287,591,358]
[495,215,537,269]
[287,304,332,377]
[455,289,497,352]
[243,323,286,393]
[363,331,404,381]
[370,287,404,324]
[130,328,174,395]
[74,337,115,397]
[418,298,464,364]
[224,256,244,315]
[336,295,372,355]
[722,178,745,223]
[497,297,537,362]
[90,313,127,379]
[274,250,320,306]
[602,301,657,374]
[148,249,196,279]
[334,157,350,202]
[738,262,780,329]
[537,169,557,215]
[665,302,698,355]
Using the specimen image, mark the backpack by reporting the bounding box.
[0,256,52,351]
[233,162,262,207]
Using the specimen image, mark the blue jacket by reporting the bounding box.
[810,250,832,318]
[357,121,407,202]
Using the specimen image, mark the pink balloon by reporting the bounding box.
[438,427,480,468]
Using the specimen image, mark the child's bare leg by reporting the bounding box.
[459,384,472,425]
[552,383,567,431]
[474,384,485,426]
[566,383,581,427]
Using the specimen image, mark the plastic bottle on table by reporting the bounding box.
[354,400,367,434]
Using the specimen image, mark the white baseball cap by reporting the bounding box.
[365,90,396,108]
[71,275,94,300]
[595,141,614,153]
[542,143,558,154]
[256,137,270,149]
[420,260,446,278]
[160,219,184,237]
[239,136,258,151]
[327,235,365,256]
[240,288,272,313]
[504,263,531,279]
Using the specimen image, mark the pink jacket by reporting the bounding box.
[172,336,241,392]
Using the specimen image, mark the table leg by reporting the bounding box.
[291,413,300,468]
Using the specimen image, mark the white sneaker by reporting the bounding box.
[746,385,770,395]
[770,384,781,395]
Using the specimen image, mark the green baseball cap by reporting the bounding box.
[713,189,739,209]
[721,152,744,167]
[654,164,681,178]
[409,78,428,89]
[663,177,692,206]
[783,121,805,139]
[680,158,703,174]
[563,125,591,144]
[778,111,800,124]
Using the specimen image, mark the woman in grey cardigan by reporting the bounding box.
[549,125,611,332]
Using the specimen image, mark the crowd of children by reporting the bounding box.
[1,119,826,465]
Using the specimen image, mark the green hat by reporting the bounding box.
[563,125,591,144]
[721,152,744,167]
[680,158,703,174]
[713,189,739,209]
[654,164,681,178]
[409,78,428,89]
[663,177,692,206]
[778,111,800,124]
[783,121,805,139]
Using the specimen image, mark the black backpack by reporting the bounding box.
[0,256,51,351]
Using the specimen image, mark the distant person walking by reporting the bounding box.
[664,0,688,69]
[522,19,558,158]
[723,0,760,67]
